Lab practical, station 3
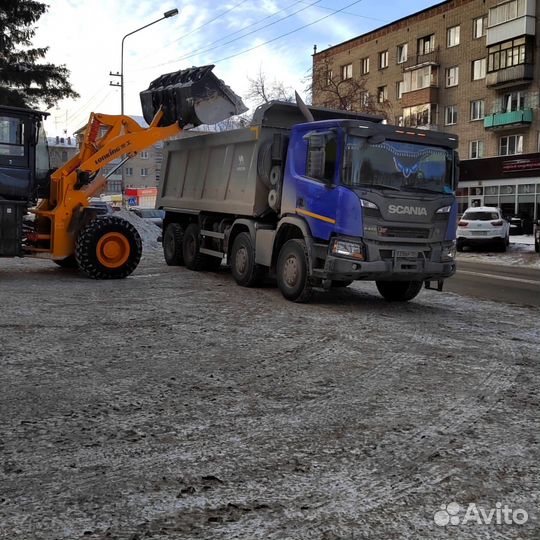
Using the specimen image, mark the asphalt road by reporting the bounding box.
[446,258,539,307]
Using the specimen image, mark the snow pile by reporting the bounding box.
[457,238,540,268]
[116,210,161,252]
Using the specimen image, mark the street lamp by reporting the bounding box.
[109,8,178,204]
[110,8,179,114]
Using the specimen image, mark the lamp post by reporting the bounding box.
[109,8,178,203]
[110,8,179,115]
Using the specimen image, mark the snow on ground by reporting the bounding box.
[457,235,540,269]
[116,209,161,252]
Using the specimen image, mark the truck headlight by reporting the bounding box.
[441,241,456,262]
[436,205,452,214]
[331,238,365,260]
[360,199,379,210]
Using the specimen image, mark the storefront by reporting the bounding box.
[458,153,540,232]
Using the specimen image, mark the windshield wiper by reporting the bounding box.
[402,185,442,194]
[364,183,402,192]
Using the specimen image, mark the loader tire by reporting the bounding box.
[53,255,78,269]
[163,223,184,266]
[375,280,423,302]
[76,216,142,279]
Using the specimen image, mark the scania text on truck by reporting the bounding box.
[158,101,459,302]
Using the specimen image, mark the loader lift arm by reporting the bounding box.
[29,110,181,262]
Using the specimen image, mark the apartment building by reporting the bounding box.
[46,135,78,169]
[312,0,539,226]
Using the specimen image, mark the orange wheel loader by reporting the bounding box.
[0,65,246,278]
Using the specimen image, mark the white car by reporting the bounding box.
[456,206,510,252]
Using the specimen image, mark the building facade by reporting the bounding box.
[47,135,78,169]
[312,0,539,228]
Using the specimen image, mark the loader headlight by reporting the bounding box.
[441,241,456,262]
[331,238,365,260]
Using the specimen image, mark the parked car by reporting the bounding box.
[508,215,524,236]
[456,206,510,252]
[130,207,165,228]
[88,198,113,215]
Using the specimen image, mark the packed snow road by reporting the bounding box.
[1,248,538,540]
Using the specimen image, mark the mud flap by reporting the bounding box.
[140,65,247,128]
[424,280,444,292]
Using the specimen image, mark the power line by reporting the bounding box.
[210,0,365,64]
[133,0,323,74]
[297,0,388,22]
[66,86,109,123]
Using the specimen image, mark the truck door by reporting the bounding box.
[293,130,340,240]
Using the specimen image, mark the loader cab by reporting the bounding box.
[0,105,49,203]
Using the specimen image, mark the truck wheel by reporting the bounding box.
[277,239,313,303]
[182,223,207,271]
[456,238,465,252]
[163,223,184,266]
[53,255,78,269]
[497,237,507,252]
[230,232,265,287]
[76,216,142,279]
[375,280,423,302]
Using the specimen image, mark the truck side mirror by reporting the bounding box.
[304,130,336,184]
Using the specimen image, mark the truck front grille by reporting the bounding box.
[377,226,429,239]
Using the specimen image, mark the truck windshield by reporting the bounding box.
[343,136,453,194]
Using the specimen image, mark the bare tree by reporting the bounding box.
[308,57,392,119]
[245,68,294,106]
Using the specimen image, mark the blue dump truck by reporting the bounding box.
[157,101,459,302]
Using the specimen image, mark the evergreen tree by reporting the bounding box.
[0,0,78,108]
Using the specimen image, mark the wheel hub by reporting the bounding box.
[96,232,130,268]
[235,247,248,274]
[283,255,298,286]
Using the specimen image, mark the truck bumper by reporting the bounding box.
[321,251,456,282]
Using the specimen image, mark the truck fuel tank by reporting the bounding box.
[140,64,247,128]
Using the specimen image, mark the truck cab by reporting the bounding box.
[280,119,458,287]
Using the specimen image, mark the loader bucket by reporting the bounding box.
[140,65,247,128]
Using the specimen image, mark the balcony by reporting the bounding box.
[484,108,533,129]
[485,64,534,88]
[401,87,438,108]
[402,48,439,71]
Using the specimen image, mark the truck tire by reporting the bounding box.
[76,216,142,279]
[277,239,313,303]
[163,223,184,266]
[230,232,265,287]
[53,255,78,269]
[375,280,423,302]
[182,223,212,271]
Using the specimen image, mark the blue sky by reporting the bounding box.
[35,0,444,134]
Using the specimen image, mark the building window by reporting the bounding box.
[445,105,458,125]
[379,50,389,69]
[445,66,459,87]
[377,85,387,103]
[325,69,333,86]
[359,91,369,107]
[487,37,531,72]
[140,168,148,176]
[499,135,523,156]
[341,63,352,80]
[61,150,68,162]
[470,99,485,120]
[403,104,437,128]
[361,57,369,74]
[447,25,460,47]
[403,65,434,92]
[489,0,527,27]
[125,167,133,176]
[473,15,487,38]
[417,34,435,55]
[140,151,149,159]
[396,81,404,100]
[502,90,525,112]
[397,43,408,64]
[469,140,484,159]
[472,58,486,80]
